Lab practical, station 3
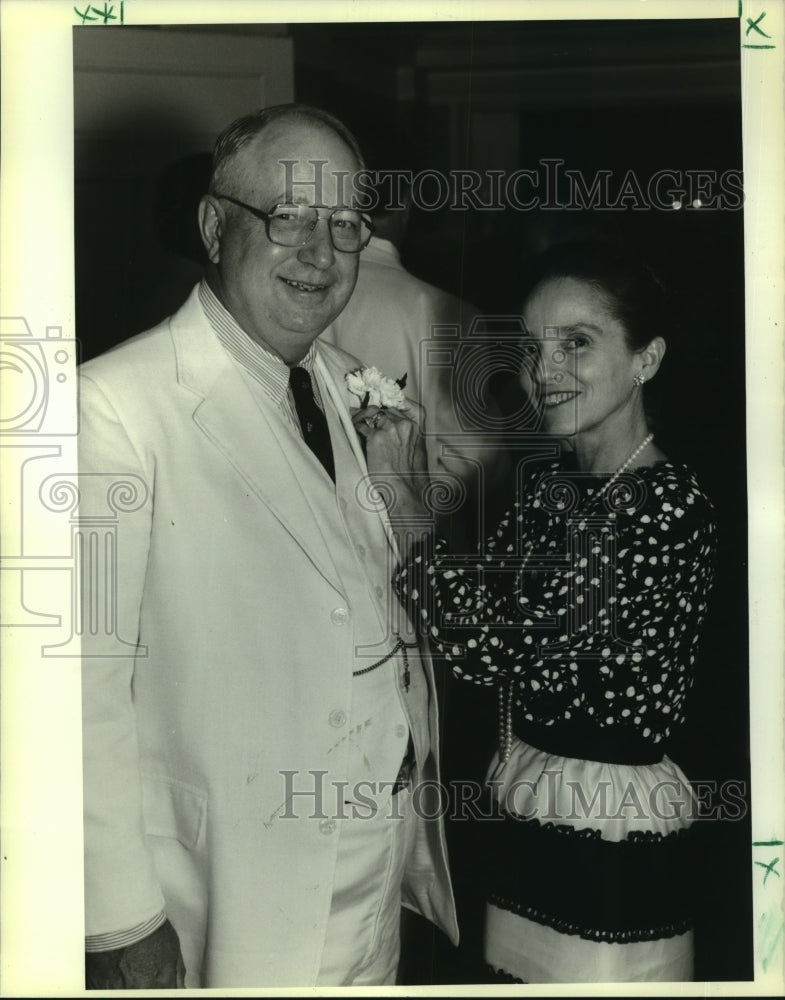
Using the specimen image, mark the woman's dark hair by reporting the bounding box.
[521,240,669,351]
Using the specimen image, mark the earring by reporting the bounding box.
[633,373,645,387]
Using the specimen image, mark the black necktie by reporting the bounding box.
[289,366,335,482]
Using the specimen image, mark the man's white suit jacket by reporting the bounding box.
[78,285,457,987]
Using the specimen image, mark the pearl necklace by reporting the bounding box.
[578,432,654,518]
[497,430,654,763]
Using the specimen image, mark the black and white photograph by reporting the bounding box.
[1,0,783,994]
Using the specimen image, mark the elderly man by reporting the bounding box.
[80,104,456,989]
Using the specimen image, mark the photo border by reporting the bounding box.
[1,0,782,995]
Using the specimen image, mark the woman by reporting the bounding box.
[354,241,718,983]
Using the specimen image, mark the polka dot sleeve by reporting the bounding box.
[395,460,718,743]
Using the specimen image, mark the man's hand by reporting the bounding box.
[85,918,185,990]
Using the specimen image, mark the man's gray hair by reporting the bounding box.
[208,103,365,194]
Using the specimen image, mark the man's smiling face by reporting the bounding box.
[201,118,360,363]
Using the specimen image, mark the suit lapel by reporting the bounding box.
[316,349,401,563]
[170,290,343,592]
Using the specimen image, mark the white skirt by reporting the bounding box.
[482,736,697,983]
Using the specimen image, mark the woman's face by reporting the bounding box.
[520,276,642,441]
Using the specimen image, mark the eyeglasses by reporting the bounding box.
[213,194,374,253]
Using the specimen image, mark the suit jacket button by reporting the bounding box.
[331,607,350,626]
[319,818,337,835]
[329,709,347,728]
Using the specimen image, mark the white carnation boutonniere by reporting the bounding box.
[345,366,409,412]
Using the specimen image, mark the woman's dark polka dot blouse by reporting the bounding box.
[395,459,717,748]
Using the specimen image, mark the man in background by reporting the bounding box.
[322,163,507,551]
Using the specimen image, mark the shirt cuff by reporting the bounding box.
[85,910,166,952]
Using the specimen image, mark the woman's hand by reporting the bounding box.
[351,400,429,524]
